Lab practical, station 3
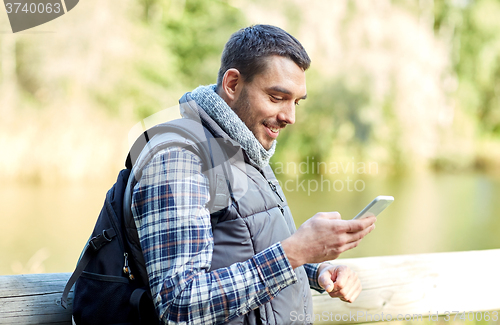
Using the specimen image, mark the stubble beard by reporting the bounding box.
[231,88,267,150]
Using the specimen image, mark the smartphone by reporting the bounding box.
[352,196,394,220]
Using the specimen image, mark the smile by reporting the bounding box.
[263,122,281,140]
[268,126,279,133]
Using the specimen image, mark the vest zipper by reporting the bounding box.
[268,181,284,202]
[268,181,285,214]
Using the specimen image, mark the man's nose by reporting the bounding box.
[278,102,295,125]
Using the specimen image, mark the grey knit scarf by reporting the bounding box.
[190,84,276,168]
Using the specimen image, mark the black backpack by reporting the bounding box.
[61,118,233,325]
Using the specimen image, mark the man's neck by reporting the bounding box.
[216,85,232,109]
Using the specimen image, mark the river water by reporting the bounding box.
[1,172,499,275]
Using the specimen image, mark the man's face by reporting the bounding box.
[231,55,307,150]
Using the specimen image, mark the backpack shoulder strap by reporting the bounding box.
[122,118,233,288]
[124,118,232,217]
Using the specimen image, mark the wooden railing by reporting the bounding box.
[1,249,499,324]
[311,248,500,324]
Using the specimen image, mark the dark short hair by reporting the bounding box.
[216,25,311,88]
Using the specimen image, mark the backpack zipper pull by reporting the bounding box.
[123,253,135,280]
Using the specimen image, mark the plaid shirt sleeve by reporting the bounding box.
[303,263,324,292]
[131,146,298,324]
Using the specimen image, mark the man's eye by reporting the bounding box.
[270,95,282,102]
[295,101,300,106]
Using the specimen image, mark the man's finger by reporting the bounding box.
[346,216,376,233]
[345,223,376,245]
[342,279,362,302]
[318,211,342,220]
[330,267,350,292]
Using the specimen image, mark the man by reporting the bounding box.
[131,24,376,324]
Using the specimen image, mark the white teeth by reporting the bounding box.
[266,125,280,133]
[264,123,279,133]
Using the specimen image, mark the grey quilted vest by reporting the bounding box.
[126,93,314,324]
[179,93,314,325]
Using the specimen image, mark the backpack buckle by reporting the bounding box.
[89,229,116,251]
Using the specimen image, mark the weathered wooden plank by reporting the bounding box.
[311,249,500,324]
[0,249,499,324]
[0,273,72,325]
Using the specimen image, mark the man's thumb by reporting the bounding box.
[319,272,334,292]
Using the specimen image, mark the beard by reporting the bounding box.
[231,86,285,150]
[231,87,269,149]
[231,86,251,124]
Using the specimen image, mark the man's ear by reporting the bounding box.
[220,68,241,104]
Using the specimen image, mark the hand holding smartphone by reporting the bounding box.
[352,195,394,220]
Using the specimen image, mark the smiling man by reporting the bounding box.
[131,25,376,324]
[219,55,307,150]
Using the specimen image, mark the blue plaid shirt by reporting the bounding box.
[131,146,322,324]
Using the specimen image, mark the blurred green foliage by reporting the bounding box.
[98,0,246,120]
[275,0,500,175]
[3,0,500,182]
[434,0,500,136]
[137,0,245,88]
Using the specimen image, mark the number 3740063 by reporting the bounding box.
[5,2,62,14]
[443,311,498,322]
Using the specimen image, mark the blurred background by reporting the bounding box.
[1,0,499,298]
